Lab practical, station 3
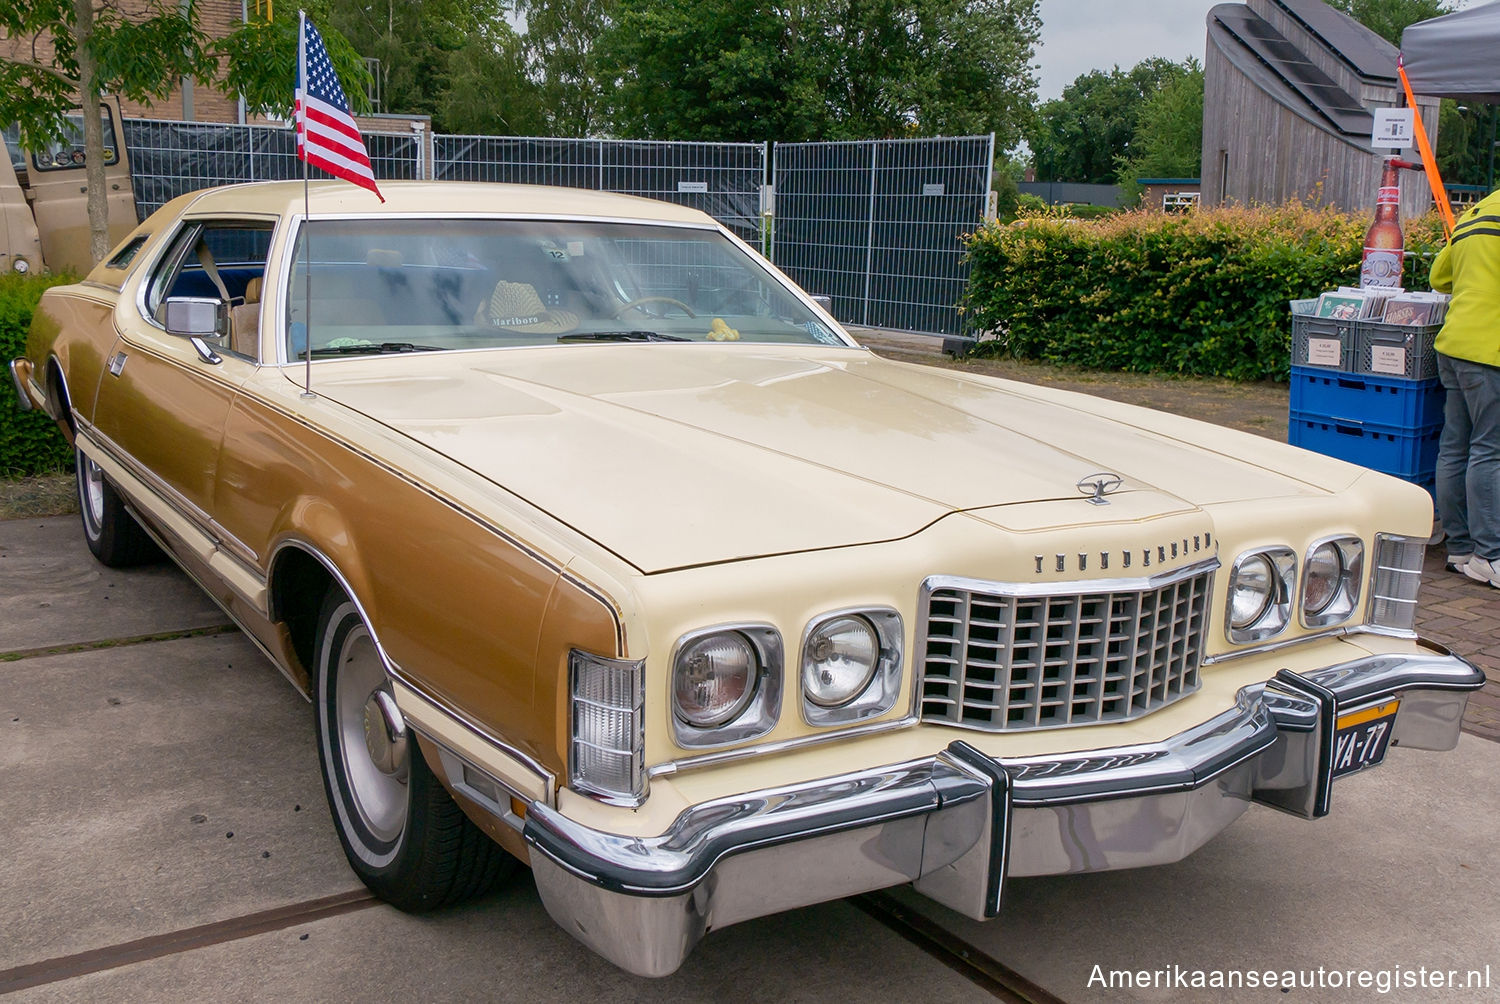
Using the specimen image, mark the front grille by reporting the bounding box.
[918,563,1213,731]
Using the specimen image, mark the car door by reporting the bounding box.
[24,98,138,274]
[91,217,274,600]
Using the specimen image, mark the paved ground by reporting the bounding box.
[4,337,1498,1001]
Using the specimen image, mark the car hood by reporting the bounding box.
[309,345,1342,573]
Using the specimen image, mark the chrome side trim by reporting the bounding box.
[8,360,33,411]
[1200,622,1417,665]
[647,713,918,778]
[375,650,557,803]
[99,477,302,696]
[81,418,262,572]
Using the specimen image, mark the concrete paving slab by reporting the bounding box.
[10,885,989,1003]
[893,735,1500,1002]
[0,633,358,971]
[0,519,230,654]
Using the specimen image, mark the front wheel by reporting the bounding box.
[313,588,512,911]
[76,446,160,567]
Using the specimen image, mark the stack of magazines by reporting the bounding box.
[1314,287,1450,325]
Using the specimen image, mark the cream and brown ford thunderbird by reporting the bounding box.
[9,181,1485,975]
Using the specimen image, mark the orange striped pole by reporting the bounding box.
[1398,56,1455,238]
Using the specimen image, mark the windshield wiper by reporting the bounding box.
[309,342,445,355]
[557,331,690,342]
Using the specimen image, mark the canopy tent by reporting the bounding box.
[1400,1,1500,103]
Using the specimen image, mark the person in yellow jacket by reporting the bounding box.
[1430,189,1500,587]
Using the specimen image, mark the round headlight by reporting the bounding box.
[12,257,28,274]
[1303,542,1344,615]
[803,615,879,708]
[1230,555,1275,629]
[673,632,758,727]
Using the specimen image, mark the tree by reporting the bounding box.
[1327,0,1451,45]
[2,1,365,265]
[1117,59,1204,204]
[594,0,1040,145]
[516,0,616,137]
[1028,57,1191,184]
[325,0,541,135]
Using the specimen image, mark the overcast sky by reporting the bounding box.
[1035,0,1480,101]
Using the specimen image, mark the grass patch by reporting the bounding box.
[1,473,78,520]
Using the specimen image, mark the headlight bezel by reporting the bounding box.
[669,624,783,749]
[1300,535,1365,628]
[800,607,903,726]
[1225,546,1297,643]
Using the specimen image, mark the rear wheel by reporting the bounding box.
[313,587,512,911]
[76,446,160,567]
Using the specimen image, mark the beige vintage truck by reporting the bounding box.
[2,97,138,275]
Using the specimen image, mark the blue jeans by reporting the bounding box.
[1435,352,1500,560]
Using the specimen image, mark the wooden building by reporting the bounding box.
[1202,0,1439,216]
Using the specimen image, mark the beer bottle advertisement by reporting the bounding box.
[1360,158,1404,288]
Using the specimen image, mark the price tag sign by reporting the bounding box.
[1306,337,1342,367]
[1370,345,1409,375]
[1371,108,1415,149]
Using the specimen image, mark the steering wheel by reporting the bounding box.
[612,296,696,319]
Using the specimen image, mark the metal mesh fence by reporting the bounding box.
[116,118,987,336]
[433,136,767,245]
[122,118,418,220]
[771,135,994,336]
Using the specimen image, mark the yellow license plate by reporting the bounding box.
[1332,699,1399,778]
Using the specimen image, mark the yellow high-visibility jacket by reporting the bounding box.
[1431,190,1500,367]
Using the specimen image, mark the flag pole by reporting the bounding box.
[298,9,314,399]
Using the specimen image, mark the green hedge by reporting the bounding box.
[1,273,77,478]
[961,206,1447,381]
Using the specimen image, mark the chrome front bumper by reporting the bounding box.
[522,649,1483,977]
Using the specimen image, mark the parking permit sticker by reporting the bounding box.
[806,321,842,345]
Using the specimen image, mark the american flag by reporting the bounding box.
[295,14,383,202]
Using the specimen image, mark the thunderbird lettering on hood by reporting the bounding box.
[311,346,1344,573]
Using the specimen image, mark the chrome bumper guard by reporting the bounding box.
[523,648,1483,977]
[8,359,33,412]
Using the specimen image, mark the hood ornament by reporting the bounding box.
[1077,472,1124,505]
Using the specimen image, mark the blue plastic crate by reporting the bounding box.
[1289,367,1446,429]
[1288,409,1441,479]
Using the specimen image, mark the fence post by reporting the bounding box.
[862,141,877,327]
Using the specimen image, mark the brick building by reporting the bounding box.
[2,1,251,124]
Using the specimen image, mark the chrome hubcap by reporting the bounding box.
[80,457,105,533]
[362,690,409,779]
[335,624,408,843]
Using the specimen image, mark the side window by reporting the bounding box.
[106,235,149,270]
[144,220,275,360]
[29,109,120,172]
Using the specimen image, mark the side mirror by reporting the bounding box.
[810,294,834,314]
[163,296,225,338]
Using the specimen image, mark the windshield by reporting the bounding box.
[284,218,846,359]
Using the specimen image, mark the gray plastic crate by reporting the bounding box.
[1292,313,1355,369]
[1354,321,1439,381]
